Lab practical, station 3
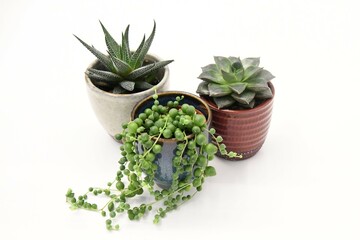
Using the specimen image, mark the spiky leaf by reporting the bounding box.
[120,81,135,91]
[242,57,260,68]
[228,57,243,71]
[214,56,232,72]
[229,82,246,95]
[74,35,115,72]
[112,85,128,94]
[256,86,273,99]
[235,69,244,80]
[231,91,256,105]
[133,21,156,69]
[99,21,121,58]
[135,81,154,90]
[208,83,232,97]
[129,35,145,68]
[86,68,122,83]
[121,25,131,63]
[213,96,236,109]
[109,55,133,76]
[127,60,173,80]
[196,81,210,95]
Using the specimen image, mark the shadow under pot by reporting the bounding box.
[131,91,212,189]
[200,82,275,160]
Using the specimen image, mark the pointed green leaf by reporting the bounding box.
[213,96,236,109]
[229,82,246,94]
[129,35,145,68]
[112,85,128,94]
[253,69,275,81]
[86,68,122,82]
[242,57,260,68]
[256,86,273,99]
[243,66,263,81]
[221,70,237,83]
[231,91,255,105]
[134,21,156,68]
[74,35,115,72]
[196,82,210,95]
[214,56,232,72]
[247,78,269,92]
[201,64,219,72]
[109,55,133,77]
[135,81,154,90]
[127,60,173,80]
[99,21,121,59]
[208,83,232,97]
[235,69,244,80]
[121,25,131,63]
[198,70,225,84]
[228,57,243,71]
[120,81,135,91]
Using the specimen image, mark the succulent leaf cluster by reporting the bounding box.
[197,56,274,109]
[75,21,173,93]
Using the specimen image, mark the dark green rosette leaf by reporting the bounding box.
[112,85,128,94]
[135,81,154,90]
[228,57,243,71]
[228,82,246,95]
[208,83,232,97]
[86,68,122,84]
[221,70,237,83]
[242,57,260,68]
[255,86,273,99]
[231,91,256,106]
[133,21,156,69]
[213,96,236,109]
[198,70,224,84]
[196,81,210,95]
[253,69,275,82]
[243,66,263,81]
[246,78,269,92]
[214,56,232,72]
[129,35,145,68]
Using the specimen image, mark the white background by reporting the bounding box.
[1,0,360,239]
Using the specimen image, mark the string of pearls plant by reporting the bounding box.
[65,92,242,230]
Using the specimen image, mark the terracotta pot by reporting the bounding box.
[200,82,275,160]
[85,54,170,140]
[131,91,212,189]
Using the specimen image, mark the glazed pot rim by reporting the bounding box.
[84,53,169,98]
[201,82,275,114]
[131,91,212,143]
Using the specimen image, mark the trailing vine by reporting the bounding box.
[65,93,242,230]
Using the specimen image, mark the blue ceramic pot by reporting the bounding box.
[131,91,212,189]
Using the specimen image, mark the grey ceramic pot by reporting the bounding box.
[85,54,170,140]
[131,91,212,189]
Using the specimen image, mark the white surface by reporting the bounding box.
[1,0,360,239]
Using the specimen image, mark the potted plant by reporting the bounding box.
[66,91,241,230]
[74,21,173,140]
[196,56,275,159]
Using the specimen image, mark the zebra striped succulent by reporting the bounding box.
[197,56,274,109]
[75,21,173,94]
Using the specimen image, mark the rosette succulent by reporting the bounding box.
[74,21,173,93]
[197,56,274,109]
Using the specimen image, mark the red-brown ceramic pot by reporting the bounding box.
[200,82,275,160]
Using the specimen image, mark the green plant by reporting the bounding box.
[74,21,173,93]
[196,56,275,109]
[65,92,241,230]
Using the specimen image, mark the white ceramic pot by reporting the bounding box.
[85,54,170,140]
